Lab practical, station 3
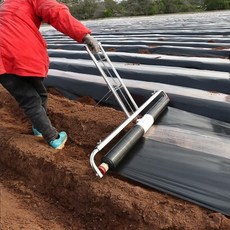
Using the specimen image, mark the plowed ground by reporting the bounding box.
[0,86,230,230]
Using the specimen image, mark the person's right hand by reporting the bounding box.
[83,34,100,53]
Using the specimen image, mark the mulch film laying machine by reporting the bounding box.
[86,43,170,178]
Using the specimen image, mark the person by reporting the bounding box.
[0,0,100,149]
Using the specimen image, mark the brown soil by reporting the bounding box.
[0,85,230,230]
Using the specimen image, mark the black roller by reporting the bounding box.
[99,92,169,173]
[102,125,144,169]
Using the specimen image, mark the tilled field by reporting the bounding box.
[1,10,230,229]
[0,86,230,229]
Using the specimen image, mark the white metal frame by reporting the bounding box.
[86,43,164,177]
[86,43,139,117]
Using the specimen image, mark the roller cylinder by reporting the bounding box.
[102,125,145,169]
[146,91,170,120]
[100,92,170,171]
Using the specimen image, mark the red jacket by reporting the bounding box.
[0,0,91,77]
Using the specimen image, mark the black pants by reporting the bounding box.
[0,73,58,142]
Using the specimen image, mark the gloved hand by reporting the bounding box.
[83,34,100,53]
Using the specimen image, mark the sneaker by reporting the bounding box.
[32,127,43,137]
[49,131,67,150]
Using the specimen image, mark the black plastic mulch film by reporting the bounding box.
[42,12,230,215]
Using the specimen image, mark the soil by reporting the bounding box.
[0,85,230,230]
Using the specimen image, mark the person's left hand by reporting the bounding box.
[83,34,100,53]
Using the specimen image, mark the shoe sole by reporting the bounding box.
[55,136,68,150]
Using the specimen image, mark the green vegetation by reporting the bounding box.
[58,0,230,19]
[0,0,229,19]
[204,0,230,10]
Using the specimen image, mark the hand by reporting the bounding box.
[83,34,100,53]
